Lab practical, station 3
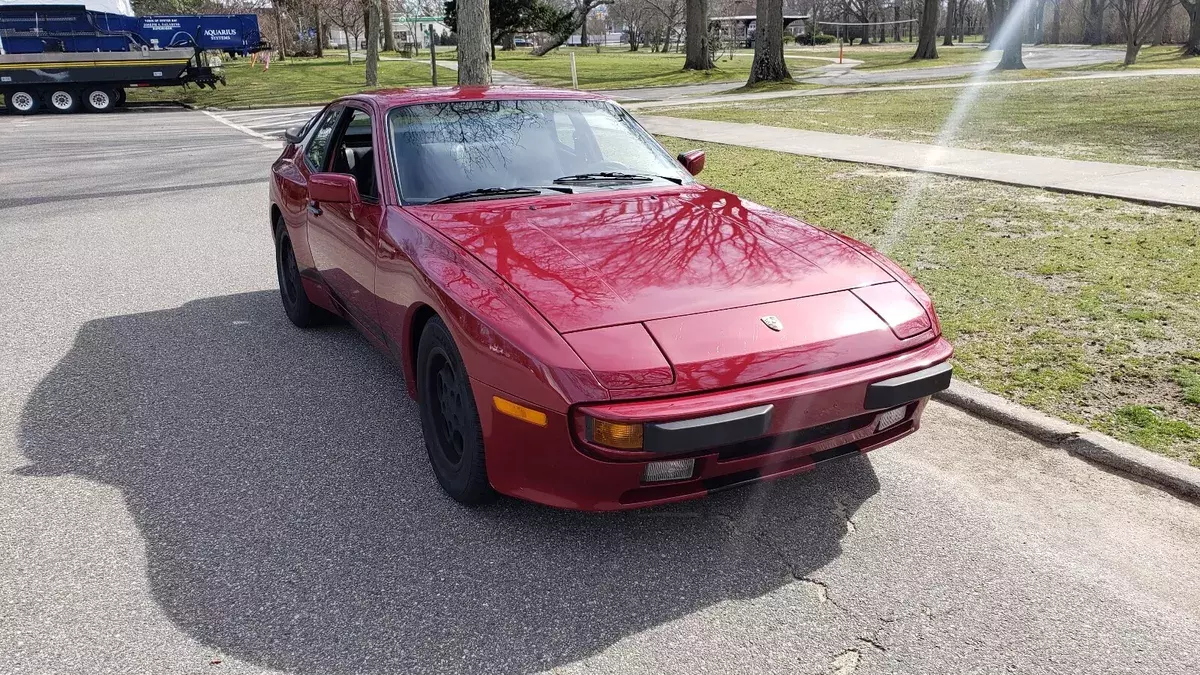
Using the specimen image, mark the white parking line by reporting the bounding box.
[204,106,323,140]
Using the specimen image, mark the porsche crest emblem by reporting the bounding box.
[761,315,783,332]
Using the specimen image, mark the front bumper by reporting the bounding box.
[475,337,953,511]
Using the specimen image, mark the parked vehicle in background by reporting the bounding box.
[0,3,269,114]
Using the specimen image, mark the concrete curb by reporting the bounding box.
[934,380,1200,501]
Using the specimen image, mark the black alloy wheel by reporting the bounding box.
[416,317,494,505]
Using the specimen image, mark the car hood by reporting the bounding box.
[407,186,894,334]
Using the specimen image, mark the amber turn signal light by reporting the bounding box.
[493,396,548,427]
[589,418,644,450]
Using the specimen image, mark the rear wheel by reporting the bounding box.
[114,88,127,107]
[274,219,328,328]
[47,89,79,114]
[83,87,117,113]
[416,317,495,505]
[4,90,40,115]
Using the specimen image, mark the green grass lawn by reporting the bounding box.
[662,76,1200,169]
[493,48,755,90]
[1070,45,1200,70]
[128,55,452,108]
[780,43,987,71]
[656,138,1200,464]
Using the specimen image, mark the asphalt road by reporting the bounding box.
[2,110,1200,675]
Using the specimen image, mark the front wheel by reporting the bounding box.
[416,317,495,505]
[274,220,328,328]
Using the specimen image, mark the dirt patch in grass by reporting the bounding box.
[658,138,1200,464]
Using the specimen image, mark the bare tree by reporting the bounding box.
[1115,0,1176,63]
[1184,0,1200,56]
[643,0,685,51]
[329,0,366,62]
[839,0,876,43]
[993,0,1025,69]
[683,0,712,69]
[747,0,791,82]
[913,0,940,57]
[458,0,492,83]
[531,0,614,55]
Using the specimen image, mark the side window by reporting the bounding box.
[328,108,378,200]
[305,108,343,170]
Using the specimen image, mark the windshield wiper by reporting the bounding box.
[428,185,571,204]
[553,171,683,185]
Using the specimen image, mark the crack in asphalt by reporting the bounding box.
[832,498,858,534]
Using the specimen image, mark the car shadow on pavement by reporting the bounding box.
[16,291,880,675]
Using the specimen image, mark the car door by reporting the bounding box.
[305,105,383,330]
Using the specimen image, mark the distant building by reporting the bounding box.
[327,15,448,50]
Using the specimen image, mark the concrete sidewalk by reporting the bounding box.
[638,116,1200,209]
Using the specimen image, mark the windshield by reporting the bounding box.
[388,99,692,203]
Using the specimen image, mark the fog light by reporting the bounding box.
[876,406,906,431]
[590,418,644,450]
[642,458,695,483]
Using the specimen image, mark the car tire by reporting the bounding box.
[46,89,79,114]
[82,87,117,113]
[274,219,329,328]
[4,89,40,115]
[416,317,495,505]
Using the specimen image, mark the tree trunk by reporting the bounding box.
[457,0,492,84]
[684,0,712,69]
[1124,36,1141,65]
[381,0,395,52]
[580,12,589,46]
[747,0,790,83]
[1083,0,1106,45]
[314,9,324,57]
[913,0,940,58]
[346,36,352,63]
[274,4,287,61]
[1148,11,1166,45]
[1185,0,1200,56]
[994,0,1026,69]
[1049,0,1061,43]
[944,0,956,45]
[984,0,995,41]
[365,1,380,87]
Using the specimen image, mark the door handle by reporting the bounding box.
[307,201,322,216]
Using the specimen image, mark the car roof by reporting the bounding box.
[340,86,612,110]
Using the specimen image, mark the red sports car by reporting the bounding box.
[268,87,953,511]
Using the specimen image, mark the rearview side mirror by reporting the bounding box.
[283,125,305,144]
[677,149,705,176]
[309,173,360,205]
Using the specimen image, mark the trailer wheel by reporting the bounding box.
[47,89,80,114]
[115,88,127,107]
[83,88,117,113]
[4,90,41,115]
